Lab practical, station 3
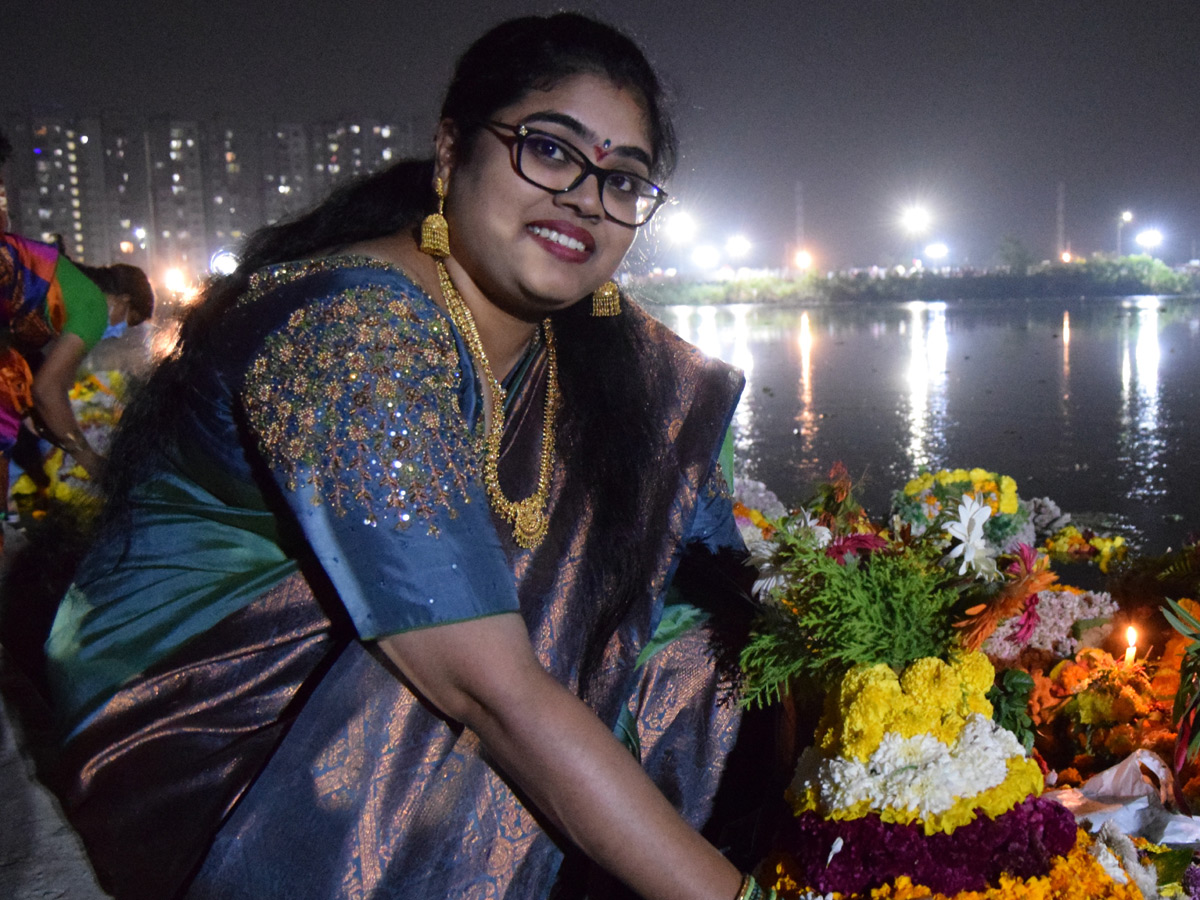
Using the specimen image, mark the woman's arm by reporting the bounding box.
[30,332,105,477]
[378,613,744,900]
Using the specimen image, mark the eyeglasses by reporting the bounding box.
[487,121,667,227]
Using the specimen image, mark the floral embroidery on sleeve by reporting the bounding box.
[242,274,481,536]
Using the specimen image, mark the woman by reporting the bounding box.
[1,230,153,525]
[45,14,767,900]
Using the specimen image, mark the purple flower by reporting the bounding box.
[1184,864,1200,899]
[776,795,1077,895]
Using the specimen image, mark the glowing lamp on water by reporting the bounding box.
[1124,626,1137,665]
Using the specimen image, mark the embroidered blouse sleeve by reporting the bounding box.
[240,276,519,639]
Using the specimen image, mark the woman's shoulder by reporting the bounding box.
[242,253,435,313]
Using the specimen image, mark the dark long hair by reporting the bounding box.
[104,12,677,693]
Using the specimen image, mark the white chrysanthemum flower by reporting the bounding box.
[744,537,788,597]
[794,506,833,548]
[870,731,947,774]
[796,713,1027,817]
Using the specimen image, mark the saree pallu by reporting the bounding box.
[50,261,747,899]
[1,234,66,448]
[1,233,64,348]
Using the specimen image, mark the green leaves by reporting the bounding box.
[1162,597,1200,764]
[987,668,1037,753]
[739,539,960,707]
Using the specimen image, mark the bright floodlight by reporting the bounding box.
[1061,251,1073,263]
[900,206,932,235]
[665,211,698,244]
[210,249,240,276]
[793,249,814,270]
[163,267,188,294]
[691,244,721,270]
[924,242,948,260]
[1135,228,1163,250]
[725,234,752,259]
[1121,210,1133,223]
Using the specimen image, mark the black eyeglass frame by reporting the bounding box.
[486,121,668,227]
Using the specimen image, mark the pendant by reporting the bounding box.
[514,504,547,549]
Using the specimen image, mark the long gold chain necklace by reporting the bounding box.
[435,259,558,549]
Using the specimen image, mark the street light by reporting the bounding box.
[664,211,697,244]
[210,249,239,276]
[725,234,752,260]
[1134,228,1163,253]
[1116,210,1133,256]
[900,206,932,235]
[691,244,720,270]
[793,248,814,271]
[924,242,949,261]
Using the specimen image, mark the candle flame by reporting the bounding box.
[1126,625,1137,647]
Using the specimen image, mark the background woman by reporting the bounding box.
[44,14,764,900]
[1,229,153,535]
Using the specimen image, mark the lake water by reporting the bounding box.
[657,295,1200,557]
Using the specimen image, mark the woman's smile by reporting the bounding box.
[526,220,595,262]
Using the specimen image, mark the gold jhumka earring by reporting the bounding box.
[419,177,450,258]
[591,280,620,316]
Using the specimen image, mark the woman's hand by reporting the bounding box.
[377,613,744,900]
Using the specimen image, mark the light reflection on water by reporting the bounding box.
[1119,298,1166,503]
[903,302,949,472]
[656,295,1200,554]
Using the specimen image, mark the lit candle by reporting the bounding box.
[1124,626,1138,665]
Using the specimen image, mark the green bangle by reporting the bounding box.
[735,874,777,900]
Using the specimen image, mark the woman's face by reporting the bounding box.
[439,73,654,319]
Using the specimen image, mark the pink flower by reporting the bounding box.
[825,533,888,565]
[1009,593,1042,644]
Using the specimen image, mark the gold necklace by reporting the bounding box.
[435,260,558,549]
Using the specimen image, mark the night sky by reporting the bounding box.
[6,0,1199,269]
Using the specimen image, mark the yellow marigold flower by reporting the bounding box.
[968,467,993,484]
[1096,535,1127,573]
[894,705,942,741]
[905,472,935,495]
[965,693,994,718]
[901,657,961,713]
[1074,691,1115,725]
[841,702,892,760]
[998,476,1019,514]
[932,712,967,745]
[1112,684,1148,722]
[11,473,42,496]
[949,650,996,696]
[836,665,904,759]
